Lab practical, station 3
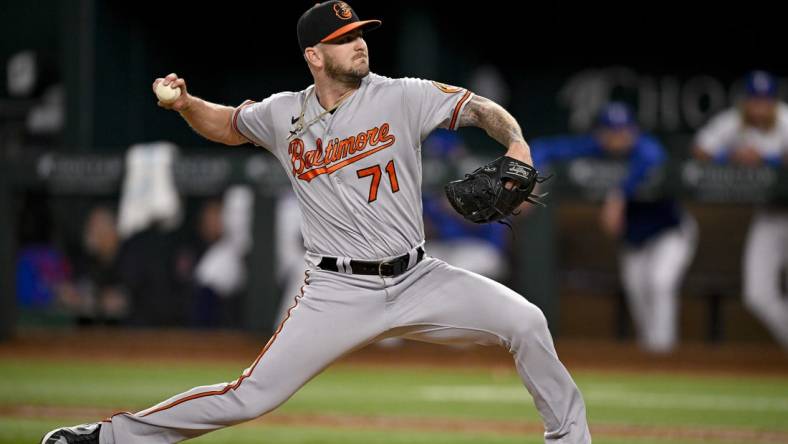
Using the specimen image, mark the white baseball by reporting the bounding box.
[155,81,181,104]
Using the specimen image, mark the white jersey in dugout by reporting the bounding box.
[695,103,788,158]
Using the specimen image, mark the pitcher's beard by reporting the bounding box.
[325,57,369,87]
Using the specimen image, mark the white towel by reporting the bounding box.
[117,142,181,239]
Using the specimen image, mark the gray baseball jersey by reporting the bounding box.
[233,73,472,260]
[95,73,591,444]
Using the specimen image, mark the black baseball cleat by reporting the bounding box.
[40,422,101,444]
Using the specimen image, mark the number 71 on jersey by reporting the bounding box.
[356,159,399,203]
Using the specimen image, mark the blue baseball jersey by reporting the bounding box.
[422,194,507,251]
[531,134,682,246]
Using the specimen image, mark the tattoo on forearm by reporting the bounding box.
[457,95,525,147]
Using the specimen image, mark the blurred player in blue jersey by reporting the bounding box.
[532,102,697,353]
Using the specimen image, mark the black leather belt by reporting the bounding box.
[318,247,425,277]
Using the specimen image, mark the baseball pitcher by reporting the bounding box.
[43,2,591,443]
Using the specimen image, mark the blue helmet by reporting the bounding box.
[596,102,637,129]
[744,70,778,98]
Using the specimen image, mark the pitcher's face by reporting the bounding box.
[321,29,369,83]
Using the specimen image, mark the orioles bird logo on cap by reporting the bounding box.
[333,2,352,20]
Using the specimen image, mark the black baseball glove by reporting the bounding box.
[444,156,550,224]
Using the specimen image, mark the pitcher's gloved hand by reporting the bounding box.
[445,156,550,224]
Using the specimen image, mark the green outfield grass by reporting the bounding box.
[2,358,787,443]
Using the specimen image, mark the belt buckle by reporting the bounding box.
[379,259,406,277]
[378,259,402,277]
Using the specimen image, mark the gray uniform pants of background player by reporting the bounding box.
[99,257,591,443]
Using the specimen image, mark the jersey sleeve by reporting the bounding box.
[231,95,278,150]
[694,109,739,158]
[400,78,474,141]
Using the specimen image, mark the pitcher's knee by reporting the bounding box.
[508,302,550,343]
[237,401,271,422]
[232,400,278,423]
[233,383,289,422]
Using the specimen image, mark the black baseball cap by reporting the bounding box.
[297,1,381,52]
